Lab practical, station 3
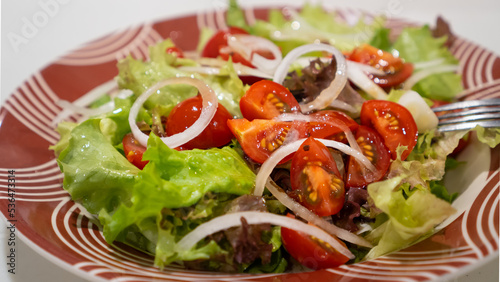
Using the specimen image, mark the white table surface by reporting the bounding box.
[1,0,499,281]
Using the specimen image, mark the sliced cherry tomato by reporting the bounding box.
[347,44,413,88]
[165,95,233,150]
[308,110,359,143]
[289,138,345,216]
[360,100,418,160]
[281,215,350,269]
[346,126,391,188]
[201,27,254,67]
[227,119,308,164]
[123,133,148,169]
[240,80,301,120]
[166,46,184,58]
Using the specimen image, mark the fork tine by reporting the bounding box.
[436,120,500,132]
[436,107,500,119]
[437,113,500,125]
[432,98,500,112]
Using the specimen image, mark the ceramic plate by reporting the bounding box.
[0,6,498,282]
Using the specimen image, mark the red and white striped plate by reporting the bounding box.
[0,7,498,282]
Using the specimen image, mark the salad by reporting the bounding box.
[51,0,500,273]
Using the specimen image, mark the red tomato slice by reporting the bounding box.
[360,100,418,160]
[165,95,233,150]
[346,126,391,188]
[240,80,301,120]
[123,133,148,169]
[289,138,345,216]
[281,215,350,269]
[347,44,413,88]
[308,110,359,143]
[227,118,308,164]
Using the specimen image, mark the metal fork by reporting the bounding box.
[432,98,500,132]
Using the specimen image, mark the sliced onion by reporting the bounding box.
[52,80,119,125]
[128,77,217,148]
[273,43,348,113]
[56,100,115,117]
[178,65,273,79]
[265,179,373,248]
[253,138,375,197]
[175,211,355,259]
[403,65,460,90]
[347,63,388,100]
[226,34,283,74]
[329,100,358,113]
[346,61,386,76]
[412,58,445,70]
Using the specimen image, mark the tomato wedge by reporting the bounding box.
[308,110,359,143]
[360,100,418,160]
[346,126,391,188]
[227,119,308,164]
[289,138,345,216]
[281,215,350,269]
[347,44,413,88]
[166,46,184,58]
[166,95,233,150]
[240,80,301,120]
[123,133,148,169]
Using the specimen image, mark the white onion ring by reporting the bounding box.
[175,211,355,259]
[128,77,217,148]
[273,43,348,113]
[265,179,373,248]
[347,63,388,100]
[403,65,460,90]
[178,65,273,79]
[227,34,283,74]
[253,138,375,197]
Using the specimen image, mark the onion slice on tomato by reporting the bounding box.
[128,77,218,148]
[265,179,372,248]
[346,62,388,100]
[253,138,375,197]
[175,211,355,259]
[273,43,348,113]
[226,34,283,74]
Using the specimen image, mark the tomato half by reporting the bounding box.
[360,100,418,160]
[201,27,254,67]
[240,80,301,120]
[346,126,391,188]
[227,119,308,164]
[347,44,413,88]
[123,133,148,169]
[165,95,233,150]
[289,138,345,216]
[281,215,350,269]
[308,110,359,143]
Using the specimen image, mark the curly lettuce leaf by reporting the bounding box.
[102,133,255,246]
[365,175,455,260]
[56,119,139,214]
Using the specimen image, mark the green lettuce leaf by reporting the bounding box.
[473,126,500,148]
[56,119,139,214]
[102,133,255,254]
[116,39,245,117]
[249,3,385,54]
[393,26,463,100]
[365,175,455,260]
